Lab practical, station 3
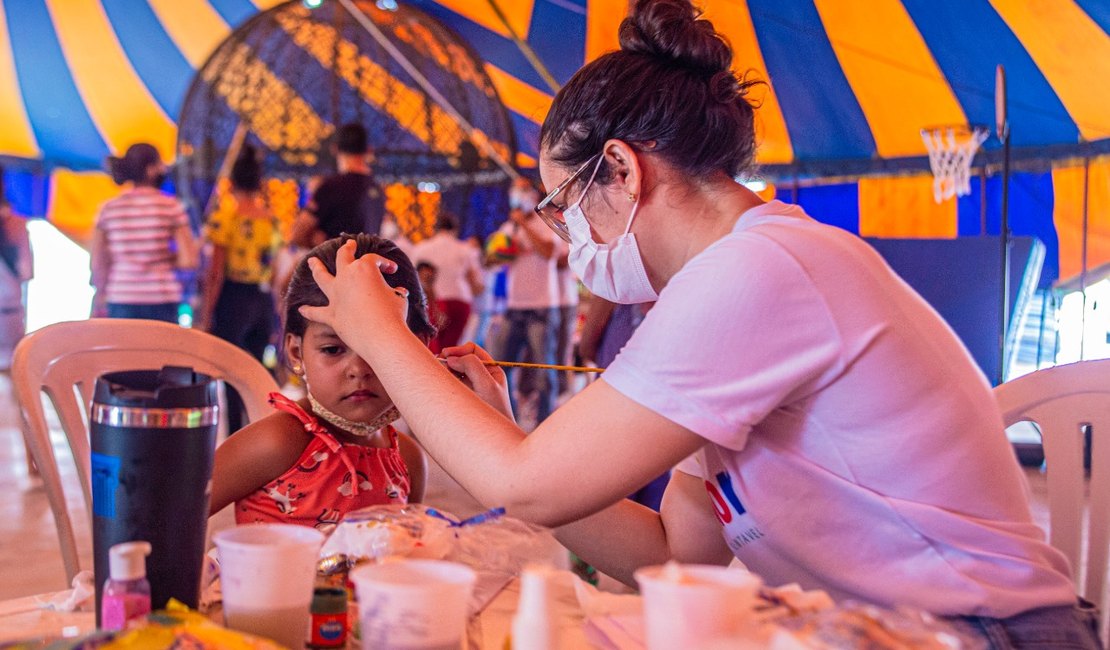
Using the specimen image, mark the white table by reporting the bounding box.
[0,577,600,649]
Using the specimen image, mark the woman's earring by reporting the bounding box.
[292,364,303,376]
[628,193,636,201]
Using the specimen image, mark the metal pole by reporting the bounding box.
[999,127,1011,384]
[979,167,987,236]
[1081,154,1091,360]
[485,0,561,93]
[996,65,1010,385]
[337,0,520,181]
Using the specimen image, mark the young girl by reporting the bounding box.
[209,234,434,531]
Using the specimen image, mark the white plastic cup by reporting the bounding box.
[351,559,477,650]
[213,524,324,649]
[634,563,762,650]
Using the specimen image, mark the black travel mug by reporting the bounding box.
[90,366,219,623]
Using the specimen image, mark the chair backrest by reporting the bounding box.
[994,359,1110,610]
[12,318,280,583]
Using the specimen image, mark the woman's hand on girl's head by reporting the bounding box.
[439,343,514,421]
[299,240,407,341]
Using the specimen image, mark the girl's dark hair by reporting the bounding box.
[107,143,161,186]
[540,0,761,184]
[284,234,437,344]
[230,144,263,192]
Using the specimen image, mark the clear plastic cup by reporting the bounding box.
[351,559,477,650]
[213,524,325,649]
[634,563,762,650]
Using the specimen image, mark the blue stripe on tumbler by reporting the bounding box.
[900,0,1078,150]
[745,0,876,161]
[7,0,110,169]
[91,452,121,519]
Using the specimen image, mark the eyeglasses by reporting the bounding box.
[533,153,601,243]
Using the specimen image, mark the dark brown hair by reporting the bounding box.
[284,234,436,343]
[107,143,161,186]
[540,0,761,184]
[336,123,370,155]
[230,144,263,192]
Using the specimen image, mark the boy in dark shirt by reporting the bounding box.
[292,123,385,246]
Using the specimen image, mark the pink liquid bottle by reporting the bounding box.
[101,541,152,631]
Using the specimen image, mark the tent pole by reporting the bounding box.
[979,167,987,236]
[485,0,561,93]
[336,0,520,181]
[1080,153,1091,360]
[999,127,1010,384]
[996,65,1010,385]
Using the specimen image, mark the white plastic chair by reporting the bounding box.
[995,359,1110,611]
[12,318,280,583]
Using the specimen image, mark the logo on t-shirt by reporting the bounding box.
[705,470,765,552]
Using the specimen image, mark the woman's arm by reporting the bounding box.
[439,343,727,584]
[397,432,427,503]
[209,413,309,516]
[299,245,705,528]
[174,224,199,270]
[553,471,733,585]
[89,227,111,317]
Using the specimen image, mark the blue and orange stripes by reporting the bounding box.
[6,0,108,169]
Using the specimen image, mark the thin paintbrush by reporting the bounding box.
[436,357,604,373]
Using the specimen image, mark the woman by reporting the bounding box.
[92,143,197,322]
[300,1,1095,646]
[199,144,281,361]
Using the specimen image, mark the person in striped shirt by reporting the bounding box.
[91,143,198,323]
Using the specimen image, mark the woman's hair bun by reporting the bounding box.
[618,0,731,74]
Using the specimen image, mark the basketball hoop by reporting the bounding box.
[921,125,989,203]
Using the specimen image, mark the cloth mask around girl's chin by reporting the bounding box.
[563,160,659,304]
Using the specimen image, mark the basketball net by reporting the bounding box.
[921,126,989,203]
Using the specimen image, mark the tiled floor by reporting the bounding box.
[0,372,1059,602]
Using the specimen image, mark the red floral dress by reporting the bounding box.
[235,393,410,531]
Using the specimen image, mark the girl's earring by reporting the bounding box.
[628,193,636,201]
[292,364,303,376]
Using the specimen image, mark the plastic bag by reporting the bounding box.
[318,504,560,577]
[319,503,455,564]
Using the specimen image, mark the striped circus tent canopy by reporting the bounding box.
[0,0,1109,283]
[3,0,1109,177]
[407,0,1110,175]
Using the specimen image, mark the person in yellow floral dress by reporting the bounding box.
[199,144,288,376]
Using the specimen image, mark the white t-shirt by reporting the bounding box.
[501,219,559,311]
[603,200,1075,617]
[555,240,579,308]
[413,232,481,302]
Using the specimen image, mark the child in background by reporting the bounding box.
[416,261,444,354]
[209,234,434,531]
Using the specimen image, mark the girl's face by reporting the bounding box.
[285,321,394,423]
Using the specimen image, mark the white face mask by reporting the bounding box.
[564,157,659,304]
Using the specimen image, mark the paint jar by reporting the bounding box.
[309,586,348,649]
